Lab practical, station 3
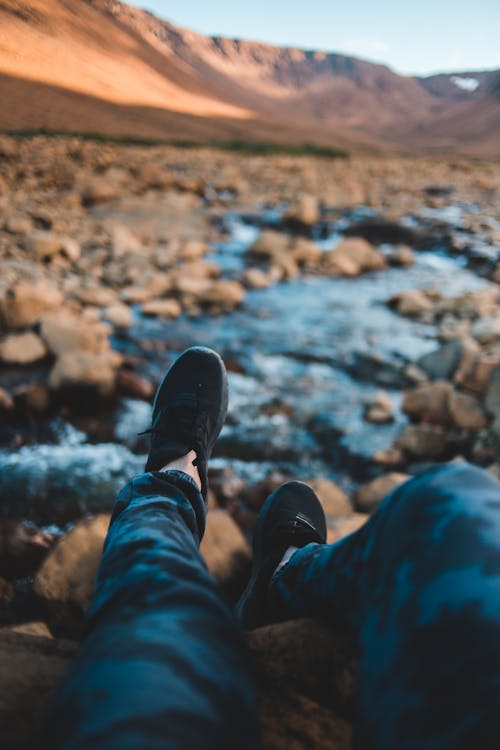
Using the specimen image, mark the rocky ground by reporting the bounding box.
[0,135,499,748]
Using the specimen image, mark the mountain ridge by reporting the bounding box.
[0,0,498,155]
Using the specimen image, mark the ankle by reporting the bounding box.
[160,450,202,491]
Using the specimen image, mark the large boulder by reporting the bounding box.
[0,280,63,330]
[33,515,110,638]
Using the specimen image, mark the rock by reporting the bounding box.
[0,280,63,330]
[49,350,122,395]
[240,473,288,511]
[388,290,434,317]
[4,215,32,235]
[0,332,47,364]
[0,386,14,414]
[248,230,289,261]
[363,391,394,423]
[396,424,451,459]
[417,341,466,381]
[302,478,351,516]
[386,244,414,266]
[179,239,208,261]
[40,311,110,356]
[372,446,405,466]
[0,521,55,579]
[284,193,320,227]
[353,473,410,513]
[327,513,368,544]
[455,351,499,395]
[5,622,53,638]
[448,391,488,431]
[115,369,154,400]
[344,217,422,245]
[141,299,182,318]
[0,631,76,750]
[242,268,271,289]
[13,383,51,414]
[198,280,245,313]
[402,381,453,425]
[291,237,322,267]
[322,238,386,277]
[110,224,142,257]
[484,366,500,436]
[103,303,133,328]
[248,619,354,749]
[81,178,118,206]
[34,515,110,637]
[471,313,500,344]
[74,285,120,307]
[200,509,251,601]
[25,231,80,263]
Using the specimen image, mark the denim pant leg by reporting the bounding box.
[268,463,500,750]
[44,471,260,750]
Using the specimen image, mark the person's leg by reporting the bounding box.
[268,463,500,749]
[44,469,259,750]
[44,347,260,750]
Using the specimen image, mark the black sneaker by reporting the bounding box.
[143,346,228,502]
[237,480,327,630]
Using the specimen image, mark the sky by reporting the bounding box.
[134,0,500,76]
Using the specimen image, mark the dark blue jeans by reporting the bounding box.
[46,464,500,749]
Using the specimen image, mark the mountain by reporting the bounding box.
[0,0,498,155]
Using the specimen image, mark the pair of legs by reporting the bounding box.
[44,350,500,749]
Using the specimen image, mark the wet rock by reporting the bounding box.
[353,473,410,513]
[363,391,394,423]
[327,513,368,544]
[344,217,422,245]
[49,350,122,395]
[417,341,465,381]
[448,390,488,431]
[115,369,154,400]
[25,231,80,264]
[0,331,47,364]
[283,193,320,228]
[0,280,63,330]
[455,350,499,395]
[141,299,182,318]
[386,244,414,266]
[291,237,322,267]
[242,267,272,289]
[248,230,289,262]
[471,313,500,344]
[103,303,133,328]
[0,631,76,750]
[322,238,386,277]
[34,515,109,638]
[13,383,51,415]
[195,279,245,313]
[402,381,453,425]
[200,509,251,601]
[0,521,55,580]
[388,290,435,317]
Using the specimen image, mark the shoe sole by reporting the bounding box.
[151,346,228,454]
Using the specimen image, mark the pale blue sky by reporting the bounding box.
[133,0,500,76]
